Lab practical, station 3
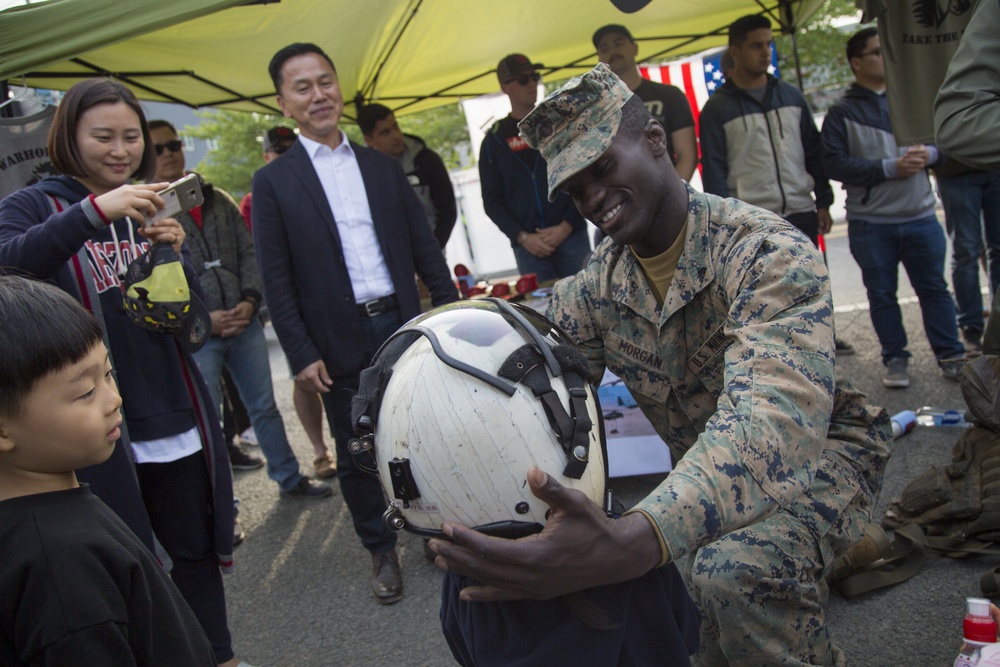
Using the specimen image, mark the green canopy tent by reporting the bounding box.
[0,0,824,118]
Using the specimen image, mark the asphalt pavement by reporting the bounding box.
[224,219,985,666]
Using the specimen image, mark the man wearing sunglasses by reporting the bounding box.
[148,119,333,505]
[479,53,590,282]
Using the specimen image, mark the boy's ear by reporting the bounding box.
[0,421,15,453]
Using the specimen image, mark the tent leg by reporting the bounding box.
[0,80,11,118]
[789,30,805,93]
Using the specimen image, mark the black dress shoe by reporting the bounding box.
[280,477,332,499]
[371,549,403,605]
[228,443,265,471]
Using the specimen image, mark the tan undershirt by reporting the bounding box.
[633,221,688,306]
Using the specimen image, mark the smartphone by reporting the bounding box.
[146,173,204,226]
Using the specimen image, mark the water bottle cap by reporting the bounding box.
[970,598,993,617]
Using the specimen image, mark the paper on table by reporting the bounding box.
[598,368,672,478]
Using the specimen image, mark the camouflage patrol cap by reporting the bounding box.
[517,63,633,201]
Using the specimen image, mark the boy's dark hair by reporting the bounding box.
[147,119,178,135]
[728,14,772,46]
[269,43,336,95]
[48,78,157,182]
[357,103,394,137]
[846,27,879,63]
[0,277,104,417]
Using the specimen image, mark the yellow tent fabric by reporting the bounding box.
[0,0,824,117]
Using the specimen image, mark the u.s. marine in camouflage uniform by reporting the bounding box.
[429,63,892,666]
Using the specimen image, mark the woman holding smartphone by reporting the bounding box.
[0,78,246,667]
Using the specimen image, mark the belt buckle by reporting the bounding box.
[363,299,380,317]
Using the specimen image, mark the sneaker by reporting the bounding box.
[238,427,259,447]
[882,357,910,388]
[939,357,968,382]
[963,329,983,357]
[280,477,333,499]
[835,338,856,356]
[234,516,246,547]
[228,444,265,471]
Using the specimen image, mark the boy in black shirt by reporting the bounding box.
[0,276,215,666]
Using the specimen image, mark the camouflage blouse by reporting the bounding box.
[548,188,891,565]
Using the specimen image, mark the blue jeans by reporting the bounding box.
[193,319,303,492]
[513,228,592,282]
[321,308,402,555]
[848,215,965,363]
[938,170,1000,333]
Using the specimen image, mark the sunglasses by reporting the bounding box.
[271,142,292,155]
[506,72,541,86]
[154,140,183,156]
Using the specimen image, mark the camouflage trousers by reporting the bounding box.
[680,450,883,666]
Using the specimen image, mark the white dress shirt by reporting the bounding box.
[299,132,394,303]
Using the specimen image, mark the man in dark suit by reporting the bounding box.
[252,43,458,605]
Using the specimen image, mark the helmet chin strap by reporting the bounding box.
[498,343,594,479]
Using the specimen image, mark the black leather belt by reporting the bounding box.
[357,294,398,317]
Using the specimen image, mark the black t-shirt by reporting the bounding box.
[0,486,215,666]
[634,79,695,165]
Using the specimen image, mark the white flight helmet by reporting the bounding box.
[350,298,608,539]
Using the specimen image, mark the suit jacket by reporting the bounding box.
[251,137,458,378]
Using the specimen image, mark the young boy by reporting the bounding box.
[0,276,215,666]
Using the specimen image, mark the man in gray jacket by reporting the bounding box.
[149,120,331,500]
[820,29,966,389]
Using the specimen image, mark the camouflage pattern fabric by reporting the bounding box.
[547,188,892,665]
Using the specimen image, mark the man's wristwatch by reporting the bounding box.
[517,231,528,245]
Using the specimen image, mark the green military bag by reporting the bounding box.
[831,356,1000,598]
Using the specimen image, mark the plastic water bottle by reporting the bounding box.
[890,410,917,439]
[916,406,969,427]
[955,597,997,666]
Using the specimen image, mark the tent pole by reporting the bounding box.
[0,80,11,119]
[789,30,805,92]
[779,0,806,93]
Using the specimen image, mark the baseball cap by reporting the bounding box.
[122,242,211,353]
[496,54,543,84]
[518,63,633,201]
[592,24,634,49]
[263,126,296,153]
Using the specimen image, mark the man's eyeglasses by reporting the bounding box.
[859,48,882,58]
[506,72,541,86]
[154,140,183,156]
